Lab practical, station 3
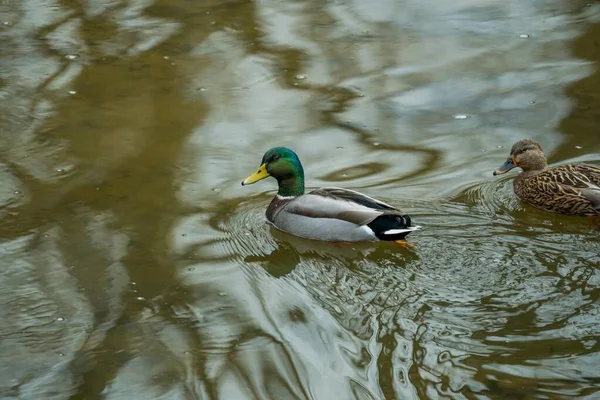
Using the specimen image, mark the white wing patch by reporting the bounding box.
[382,225,421,235]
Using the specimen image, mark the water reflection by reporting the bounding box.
[1,0,600,398]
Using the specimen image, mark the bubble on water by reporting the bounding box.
[59,353,65,357]
[56,317,65,322]
[13,190,20,194]
[163,56,170,60]
[295,74,307,80]
[136,296,144,301]
[2,21,12,27]
[65,54,79,60]
[188,268,195,272]
[56,168,65,172]
[519,34,530,39]
[496,145,504,149]
[68,90,76,95]
[453,114,469,120]
[529,100,536,104]
[184,351,191,355]
[575,145,583,149]
[373,142,380,146]
[131,282,137,285]
[342,173,348,177]
[336,146,343,149]
[198,87,206,92]
[212,188,220,192]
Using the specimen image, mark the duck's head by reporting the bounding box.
[242,147,305,195]
[493,139,548,176]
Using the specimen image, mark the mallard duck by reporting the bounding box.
[241,147,420,244]
[493,139,600,216]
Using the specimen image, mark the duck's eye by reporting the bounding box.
[272,155,280,161]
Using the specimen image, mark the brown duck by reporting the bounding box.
[493,139,600,216]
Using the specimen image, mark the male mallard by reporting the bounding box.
[493,139,600,215]
[241,147,420,244]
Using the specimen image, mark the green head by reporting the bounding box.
[241,147,305,196]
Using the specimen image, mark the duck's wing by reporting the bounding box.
[283,187,401,226]
[310,187,399,210]
[571,165,600,209]
[573,164,600,186]
[541,164,600,188]
[582,188,600,210]
[534,165,600,212]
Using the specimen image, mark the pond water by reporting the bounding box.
[1,0,600,399]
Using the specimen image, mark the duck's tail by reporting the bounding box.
[367,214,421,241]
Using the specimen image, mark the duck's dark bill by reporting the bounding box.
[493,158,515,176]
[242,163,269,185]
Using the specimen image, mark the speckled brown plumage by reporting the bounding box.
[494,139,600,216]
[514,164,600,215]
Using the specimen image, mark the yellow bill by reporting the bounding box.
[242,163,269,185]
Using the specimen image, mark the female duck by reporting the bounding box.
[242,147,419,244]
[493,139,600,215]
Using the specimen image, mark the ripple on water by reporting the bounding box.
[169,185,600,398]
[169,196,428,398]
[170,197,276,266]
[452,175,522,218]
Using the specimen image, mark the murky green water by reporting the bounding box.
[1,0,600,399]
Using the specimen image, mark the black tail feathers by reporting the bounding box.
[367,214,413,241]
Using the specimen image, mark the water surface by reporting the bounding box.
[1,0,600,399]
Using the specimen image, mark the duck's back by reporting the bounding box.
[514,164,600,215]
[268,190,381,242]
[265,187,415,242]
